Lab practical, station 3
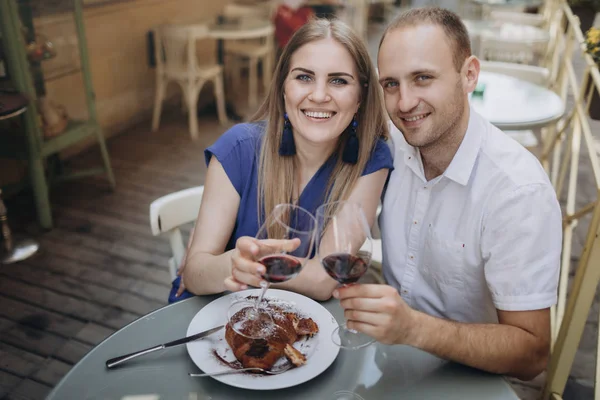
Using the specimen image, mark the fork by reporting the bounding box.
[189,365,292,377]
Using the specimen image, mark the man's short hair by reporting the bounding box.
[379,7,472,72]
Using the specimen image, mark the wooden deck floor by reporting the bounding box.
[0,112,226,399]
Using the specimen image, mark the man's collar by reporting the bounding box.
[390,107,484,185]
[443,107,483,186]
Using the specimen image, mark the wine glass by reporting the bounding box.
[227,203,317,339]
[316,201,374,349]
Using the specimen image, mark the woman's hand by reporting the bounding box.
[224,236,300,291]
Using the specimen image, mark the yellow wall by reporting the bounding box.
[35,0,226,144]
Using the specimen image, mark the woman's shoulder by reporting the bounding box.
[362,137,394,176]
[371,137,393,161]
[218,122,265,147]
[207,122,265,159]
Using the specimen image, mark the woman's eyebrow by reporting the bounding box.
[290,67,355,79]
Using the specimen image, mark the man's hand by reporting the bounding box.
[224,236,301,291]
[336,284,551,380]
[334,284,418,345]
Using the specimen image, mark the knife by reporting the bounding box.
[105,324,224,369]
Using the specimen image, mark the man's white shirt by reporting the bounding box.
[381,108,562,324]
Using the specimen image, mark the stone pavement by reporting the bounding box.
[363,4,598,399]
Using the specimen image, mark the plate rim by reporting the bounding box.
[186,289,341,390]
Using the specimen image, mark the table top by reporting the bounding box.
[208,16,273,39]
[471,71,565,130]
[48,293,520,399]
[463,20,550,43]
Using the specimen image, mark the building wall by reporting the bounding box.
[37,0,226,149]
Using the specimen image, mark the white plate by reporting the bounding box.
[186,289,340,390]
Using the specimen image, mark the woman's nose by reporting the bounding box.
[308,81,331,103]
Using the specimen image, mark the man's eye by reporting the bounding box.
[384,81,398,88]
[416,75,432,82]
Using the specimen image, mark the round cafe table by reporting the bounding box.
[47,294,520,400]
[470,71,565,130]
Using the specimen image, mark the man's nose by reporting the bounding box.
[396,89,419,113]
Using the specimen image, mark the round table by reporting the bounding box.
[47,295,520,399]
[470,71,565,130]
[208,16,273,41]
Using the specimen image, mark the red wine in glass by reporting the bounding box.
[259,254,302,283]
[316,200,374,349]
[321,252,369,284]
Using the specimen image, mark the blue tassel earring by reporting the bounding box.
[279,113,296,156]
[342,117,359,164]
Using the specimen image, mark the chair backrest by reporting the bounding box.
[154,24,209,77]
[479,60,550,86]
[479,32,549,65]
[149,186,204,280]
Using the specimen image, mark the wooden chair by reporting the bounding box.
[149,186,204,280]
[151,24,228,140]
[222,4,276,110]
[487,0,559,28]
[540,3,600,399]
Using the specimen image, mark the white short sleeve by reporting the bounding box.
[481,183,562,311]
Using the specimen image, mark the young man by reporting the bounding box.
[334,7,562,381]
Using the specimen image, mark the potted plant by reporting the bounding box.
[584,27,600,119]
[569,0,600,34]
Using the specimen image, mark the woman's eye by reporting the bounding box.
[296,74,312,82]
[384,81,398,88]
[331,78,348,85]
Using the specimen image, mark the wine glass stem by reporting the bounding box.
[340,283,359,333]
[254,280,269,311]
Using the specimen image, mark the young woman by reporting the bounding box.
[171,18,393,303]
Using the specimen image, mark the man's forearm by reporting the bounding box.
[407,311,548,380]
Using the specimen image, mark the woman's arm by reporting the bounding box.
[275,168,389,300]
[182,157,241,295]
[225,168,391,301]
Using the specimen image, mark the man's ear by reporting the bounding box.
[463,55,480,93]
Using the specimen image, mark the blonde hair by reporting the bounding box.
[252,18,388,232]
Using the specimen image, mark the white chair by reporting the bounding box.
[149,186,204,280]
[487,0,559,29]
[222,4,276,109]
[151,24,228,140]
[489,10,546,27]
[338,0,369,40]
[479,32,550,65]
